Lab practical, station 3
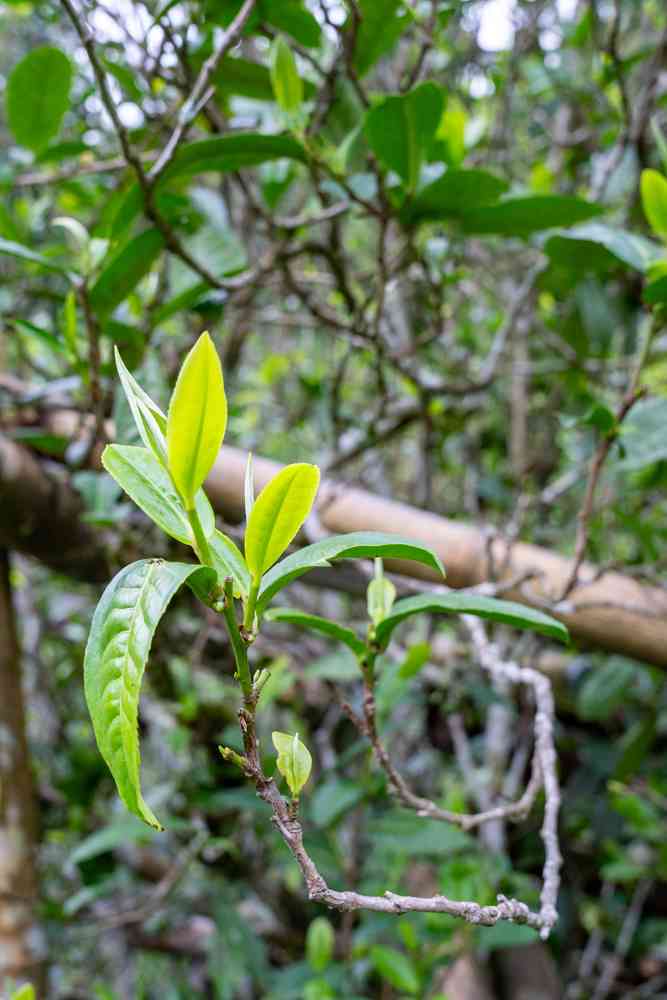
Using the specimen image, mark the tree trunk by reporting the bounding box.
[0,549,45,991]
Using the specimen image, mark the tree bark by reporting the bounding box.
[0,433,108,583]
[0,550,45,991]
[204,446,667,668]
[6,418,667,667]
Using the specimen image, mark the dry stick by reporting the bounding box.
[147,0,256,184]
[224,613,555,933]
[74,278,106,458]
[355,660,544,833]
[59,0,260,294]
[591,879,654,1000]
[463,616,561,938]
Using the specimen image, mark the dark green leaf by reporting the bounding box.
[90,229,164,317]
[364,82,444,191]
[353,0,412,76]
[266,608,366,657]
[374,592,569,648]
[576,658,638,721]
[214,56,316,102]
[0,236,72,274]
[102,444,215,544]
[544,223,662,273]
[85,559,215,828]
[6,46,72,152]
[460,195,604,236]
[309,778,364,827]
[160,134,307,182]
[257,532,445,615]
[403,168,508,225]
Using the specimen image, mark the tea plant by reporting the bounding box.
[85,332,569,935]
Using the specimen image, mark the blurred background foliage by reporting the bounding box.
[2,0,667,997]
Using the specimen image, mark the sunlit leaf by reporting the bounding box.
[245,463,320,577]
[166,332,227,508]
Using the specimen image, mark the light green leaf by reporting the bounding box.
[370,946,420,995]
[641,169,667,240]
[367,560,396,626]
[102,444,215,544]
[364,82,444,191]
[257,532,445,615]
[214,55,317,102]
[266,608,366,658]
[160,133,307,182]
[306,918,335,973]
[374,592,569,648]
[166,332,227,508]
[115,347,168,465]
[6,46,72,152]
[84,559,215,828]
[9,986,36,1000]
[402,168,508,225]
[209,529,251,598]
[90,229,165,317]
[460,195,604,236]
[272,731,312,797]
[245,463,320,577]
[270,35,303,112]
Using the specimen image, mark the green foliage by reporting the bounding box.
[272,731,312,797]
[270,36,303,113]
[166,331,227,508]
[641,169,667,240]
[257,532,445,614]
[374,593,569,648]
[244,463,320,577]
[90,230,165,317]
[102,444,215,544]
[306,917,335,973]
[266,607,367,657]
[6,46,72,151]
[84,559,215,828]
[370,945,420,994]
[364,82,444,192]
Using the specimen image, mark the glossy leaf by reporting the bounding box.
[115,347,168,465]
[166,332,227,507]
[374,592,569,648]
[245,463,320,577]
[461,195,604,235]
[266,608,366,658]
[544,223,662,273]
[160,134,307,182]
[209,529,251,598]
[84,559,215,828]
[640,169,667,240]
[272,731,312,797]
[90,229,164,317]
[6,46,72,152]
[257,532,445,615]
[270,36,303,112]
[102,444,215,544]
[364,82,444,191]
[403,169,508,225]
